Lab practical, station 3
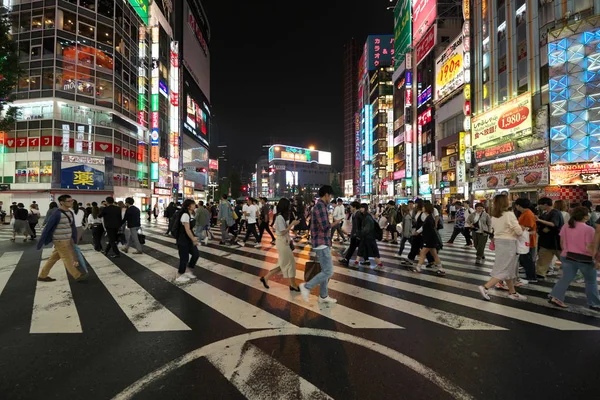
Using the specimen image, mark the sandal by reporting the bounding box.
[548,297,568,309]
[434,269,446,276]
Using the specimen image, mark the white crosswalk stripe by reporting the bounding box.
[3,218,599,334]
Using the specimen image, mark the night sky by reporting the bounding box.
[203,0,394,174]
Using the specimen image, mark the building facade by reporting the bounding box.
[343,39,359,196]
[0,0,211,213]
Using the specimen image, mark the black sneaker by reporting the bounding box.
[360,261,371,266]
[536,275,546,280]
[590,305,600,312]
[338,258,349,266]
[37,276,56,282]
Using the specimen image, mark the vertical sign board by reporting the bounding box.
[138,26,147,129]
[150,25,159,181]
[169,41,180,172]
[412,0,437,48]
[394,0,412,69]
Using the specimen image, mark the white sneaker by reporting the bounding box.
[318,296,337,304]
[253,243,262,248]
[299,283,310,302]
[204,237,209,245]
[478,285,491,301]
[184,272,197,279]
[236,241,245,246]
[547,270,558,277]
[415,264,423,273]
[319,296,337,304]
[508,292,527,301]
[515,279,528,287]
[175,275,190,283]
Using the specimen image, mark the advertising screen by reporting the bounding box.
[394,0,411,69]
[128,0,149,25]
[549,26,600,164]
[186,95,208,136]
[182,69,210,148]
[434,34,464,102]
[413,0,437,47]
[268,145,331,165]
[183,1,210,101]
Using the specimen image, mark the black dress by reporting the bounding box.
[422,214,440,249]
[358,214,380,258]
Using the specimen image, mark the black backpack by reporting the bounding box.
[170,210,183,238]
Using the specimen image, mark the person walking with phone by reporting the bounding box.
[300,185,339,304]
[259,197,300,291]
[37,194,87,282]
[175,199,199,283]
[466,203,492,264]
[100,196,122,258]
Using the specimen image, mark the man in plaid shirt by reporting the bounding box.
[300,185,340,304]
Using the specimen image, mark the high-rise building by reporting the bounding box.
[217,144,228,181]
[343,39,359,196]
[357,35,394,198]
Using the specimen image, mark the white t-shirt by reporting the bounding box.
[274,215,288,235]
[242,204,249,220]
[180,213,190,224]
[247,204,259,224]
[74,209,85,227]
[333,205,345,221]
[415,208,439,233]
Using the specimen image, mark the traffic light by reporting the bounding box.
[195,167,207,173]
[439,181,446,189]
[242,186,247,191]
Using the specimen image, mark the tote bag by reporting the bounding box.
[516,231,530,254]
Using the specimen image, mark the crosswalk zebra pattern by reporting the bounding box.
[1,219,600,335]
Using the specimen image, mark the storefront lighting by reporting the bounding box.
[477,149,545,166]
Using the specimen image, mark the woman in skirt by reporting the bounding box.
[260,198,300,291]
[11,203,31,242]
[413,203,445,275]
[477,194,526,301]
[357,203,383,267]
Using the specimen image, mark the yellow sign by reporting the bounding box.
[459,132,466,160]
[73,171,94,186]
[450,186,458,194]
[441,155,457,171]
[472,92,532,147]
[429,174,434,185]
[463,84,471,100]
[463,0,470,19]
[434,35,464,102]
[281,151,307,162]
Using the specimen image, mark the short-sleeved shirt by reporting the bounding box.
[242,204,249,220]
[274,215,287,235]
[247,204,259,224]
[560,222,595,257]
[181,213,190,224]
[538,208,563,249]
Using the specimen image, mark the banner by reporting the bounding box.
[413,0,437,47]
[415,25,436,65]
[476,150,547,175]
[472,92,532,147]
[61,165,105,190]
[394,0,412,69]
[473,167,548,190]
[434,34,464,102]
[550,163,600,185]
[441,155,458,171]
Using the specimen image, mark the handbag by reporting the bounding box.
[516,231,530,254]
[137,227,146,245]
[566,252,594,264]
[289,241,295,251]
[304,255,321,282]
[489,240,495,251]
[232,211,238,220]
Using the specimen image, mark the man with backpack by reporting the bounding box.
[36,194,87,282]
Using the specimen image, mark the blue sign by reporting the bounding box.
[150,128,159,146]
[159,80,168,98]
[61,165,105,190]
[418,85,432,108]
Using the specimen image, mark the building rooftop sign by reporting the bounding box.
[268,145,331,166]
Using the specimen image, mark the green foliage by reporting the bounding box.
[0,12,21,132]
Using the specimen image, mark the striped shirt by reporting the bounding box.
[54,210,74,241]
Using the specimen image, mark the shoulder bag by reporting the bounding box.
[304,252,321,282]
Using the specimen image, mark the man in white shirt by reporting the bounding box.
[240,201,249,234]
[237,198,261,248]
[331,198,347,242]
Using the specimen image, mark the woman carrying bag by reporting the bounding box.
[466,203,491,265]
[477,194,526,301]
[413,203,445,275]
[259,198,300,291]
[548,206,600,310]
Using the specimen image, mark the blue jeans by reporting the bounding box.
[305,247,334,298]
[550,256,600,306]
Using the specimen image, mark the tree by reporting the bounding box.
[0,12,22,132]
[331,174,343,198]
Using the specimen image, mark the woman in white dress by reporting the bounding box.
[477,194,526,301]
[260,198,300,291]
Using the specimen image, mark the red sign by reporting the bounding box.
[209,159,219,170]
[413,0,437,47]
[418,108,432,126]
[16,138,27,148]
[114,145,121,155]
[5,138,14,148]
[415,25,436,65]
[130,149,136,160]
[187,13,208,55]
[41,136,52,146]
[95,142,113,153]
[138,111,145,126]
[122,148,129,158]
[151,111,159,129]
[475,142,515,160]
[393,170,406,180]
[28,137,39,148]
[464,101,471,116]
[170,92,178,106]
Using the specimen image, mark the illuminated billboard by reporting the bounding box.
[365,35,394,71]
[268,145,332,166]
[393,0,411,69]
[182,69,210,148]
[549,26,600,164]
[413,0,436,47]
[472,92,532,147]
[128,0,149,25]
[434,34,464,102]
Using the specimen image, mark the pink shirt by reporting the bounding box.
[559,222,595,257]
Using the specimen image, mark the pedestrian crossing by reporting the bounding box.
[1,219,600,335]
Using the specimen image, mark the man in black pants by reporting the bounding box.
[258,197,276,244]
[338,201,361,266]
[100,196,123,258]
[237,197,261,248]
